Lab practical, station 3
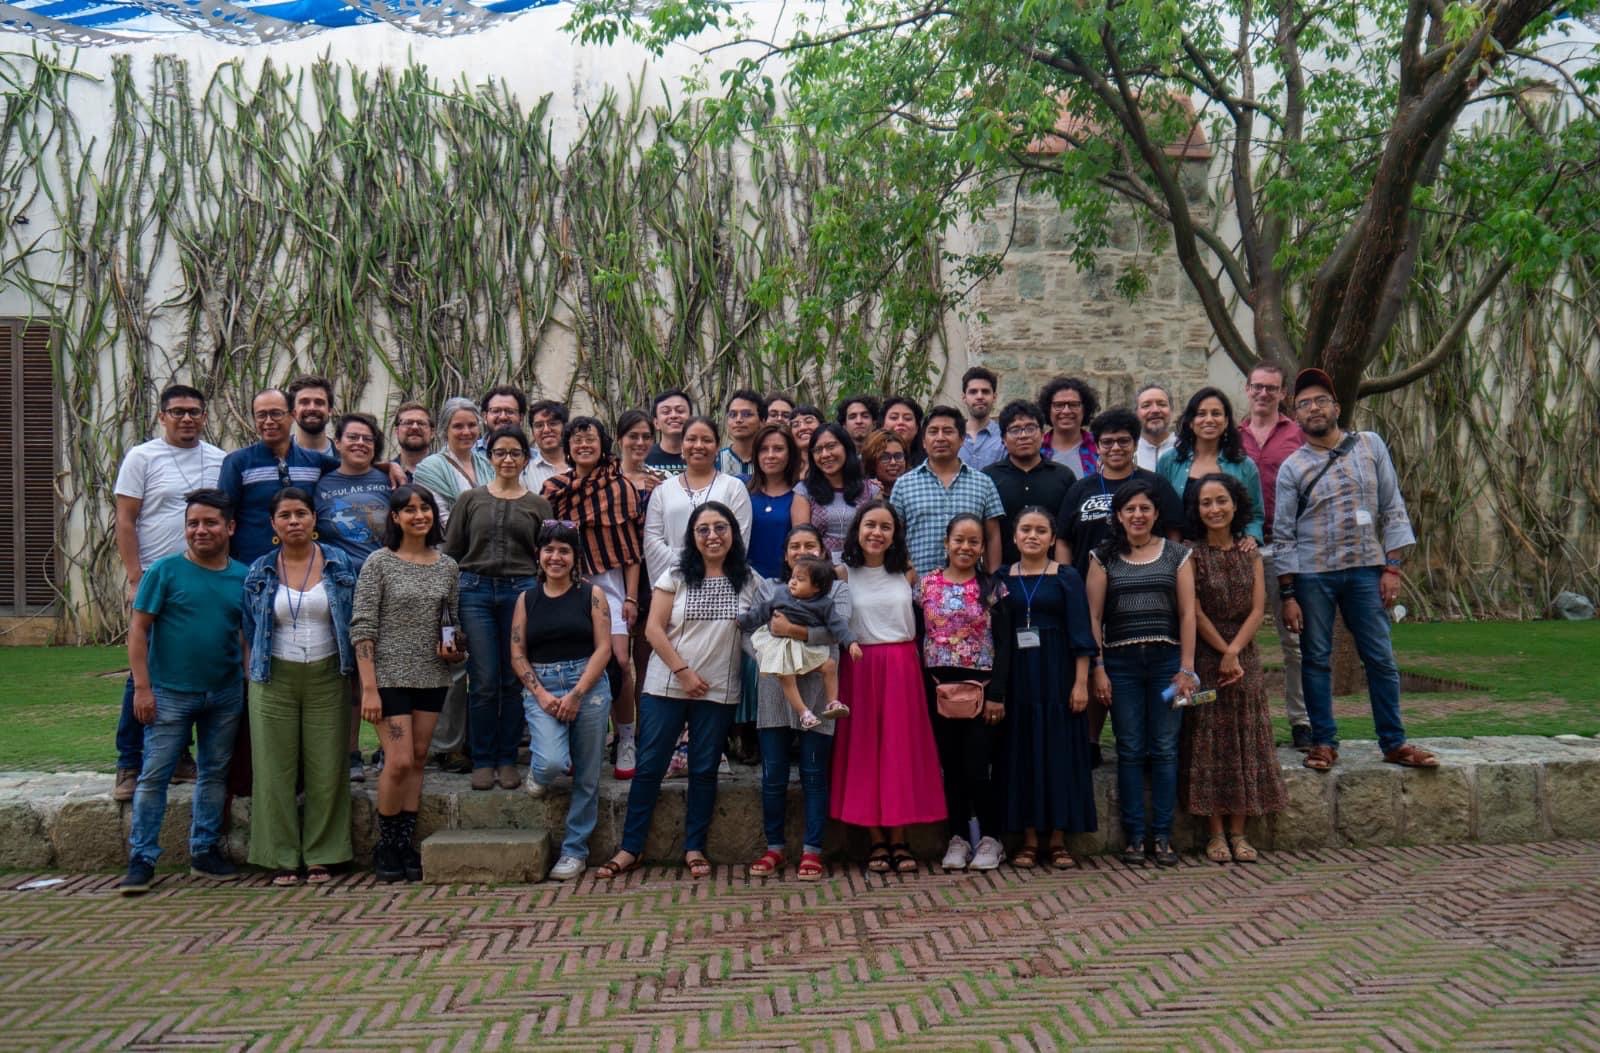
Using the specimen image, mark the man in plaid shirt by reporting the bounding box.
[890,405,1004,574]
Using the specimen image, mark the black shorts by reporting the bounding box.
[378,687,448,718]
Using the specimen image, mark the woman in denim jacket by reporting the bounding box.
[241,486,359,886]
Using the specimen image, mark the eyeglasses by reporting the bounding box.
[1246,383,1281,393]
[1005,424,1040,437]
[1050,400,1083,412]
[163,407,205,419]
[1098,436,1135,448]
[878,452,907,464]
[254,409,288,422]
[341,435,375,447]
[397,418,431,429]
[767,410,792,421]
[693,522,732,538]
[1294,395,1335,411]
[726,409,759,420]
[489,448,526,460]
[532,418,563,430]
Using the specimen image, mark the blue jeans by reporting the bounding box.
[1297,567,1407,752]
[459,571,536,768]
[116,676,141,769]
[1104,643,1182,843]
[758,728,833,855]
[620,693,737,856]
[129,683,244,864]
[523,658,612,861]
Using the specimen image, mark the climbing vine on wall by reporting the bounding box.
[0,47,947,640]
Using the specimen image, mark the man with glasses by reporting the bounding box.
[391,401,434,480]
[1037,376,1100,480]
[526,400,570,491]
[764,393,795,426]
[111,384,226,800]
[1274,368,1437,774]
[475,384,528,455]
[959,366,1005,470]
[218,389,342,565]
[983,400,1076,566]
[1239,361,1311,749]
[1054,408,1184,581]
[716,389,767,479]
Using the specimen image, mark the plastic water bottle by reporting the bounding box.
[1162,683,1218,708]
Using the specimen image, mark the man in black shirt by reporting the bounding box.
[1055,407,1184,580]
[982,400,1078,566]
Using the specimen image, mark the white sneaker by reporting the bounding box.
[970,836,1005,871]
[614,738,637,779]
[549,855,585,881]
[941,835,972,870]
[525,777,548,798]
[718,754,733,776]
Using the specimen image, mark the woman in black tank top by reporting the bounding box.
[509,521,614,881]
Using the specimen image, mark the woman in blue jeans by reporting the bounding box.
[595,501,761,880]
[1085,478,1198,868]
[509,520,614,881]
[745,524,849,881]
[442,426,554,790]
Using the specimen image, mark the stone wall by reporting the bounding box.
[956,175,1215,409]
[3,735,1594,876]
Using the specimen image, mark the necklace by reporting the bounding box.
[680,473,714,505]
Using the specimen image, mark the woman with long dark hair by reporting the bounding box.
[832,498,944,873]
[1155,387,1264,542]
[596,501,762,880]
[1181,473,1286,863]
[1086,477,1198,868]
[242,486,360,886]
[798,422,881,562]
[349,484,464,882]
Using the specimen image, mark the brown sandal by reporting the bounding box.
[1304,745,1338,771]
[594,854,642,879]
[1227,834,1259,863]
[684,854,712,879]
[1012,845,1038,869]
[1205,835,1231,864]
[305,865,332,885]
[1383,744,1439,768]
[1048,846,1076,869]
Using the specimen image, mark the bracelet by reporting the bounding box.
[671,665,688,675]
[1385,557,1403,567]
[1279,583,1296,600]
[1179,668,1198,682]
[1382,566,1402,577]
[623,597,637,605]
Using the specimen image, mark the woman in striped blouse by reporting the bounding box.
[542,416,645,768]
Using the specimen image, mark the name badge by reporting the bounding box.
[1354,508,1374,527]
[1016,628,1041,649]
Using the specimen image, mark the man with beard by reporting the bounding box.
[287,375,335,456]
[1134,383,1176,470]
[959,366,1005,470]
[392,401,434,480]
[1274,368,1438,774]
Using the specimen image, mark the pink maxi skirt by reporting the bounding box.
[829,641,947,828]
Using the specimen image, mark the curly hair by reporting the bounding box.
[1184,472,1254,540]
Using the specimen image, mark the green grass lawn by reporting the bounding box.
[1,620,1596,771]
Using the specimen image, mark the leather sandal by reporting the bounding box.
[684,854,712,879]
[1227,834,1259,863]
[594,854,642,880]
[1048,845,1076,869]
[748,850,784,877]
[1304,745,1338,771]
[1383,744,1439,768]
[889,842,918,874]
[797,852,824,881]
[1012,845,1038,869]
[865,841,892,874]
[1205,834,1232,864]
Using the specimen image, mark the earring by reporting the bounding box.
[311,530,320,540]
[271,535,280,545]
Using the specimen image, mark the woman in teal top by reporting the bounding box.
[1155,387,1264,543]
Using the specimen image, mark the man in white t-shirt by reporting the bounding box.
[111,384,227,801]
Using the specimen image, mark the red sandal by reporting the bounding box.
[748,849,785,877]
[797,852,823,881]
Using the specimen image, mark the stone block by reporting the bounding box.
[222,796,251,863]
[1012,218,1039,249]
[455,787,554,831]
[154,789,196,867]
[1017,264,1046,301]
[1398,765,1471,845]
[637,783,687,863]
[705,784,765,863]
[1335,765,1401,846]
[51,797,126,870]
[1474,763,1541,843]
[420,829,551,885]
[350,792,377,861]
[1545,759,1600,838]
[1272,765,1335,850]
[0,799,53,869]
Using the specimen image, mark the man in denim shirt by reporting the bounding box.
[119,489,249,894]
[1273,368,1439,773]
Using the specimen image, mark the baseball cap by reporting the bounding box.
[1293,367,1336,397]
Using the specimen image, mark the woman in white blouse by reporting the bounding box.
[642,415,753,590]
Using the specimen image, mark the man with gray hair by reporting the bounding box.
[1134,382,1176,470]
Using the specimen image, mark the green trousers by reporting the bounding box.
[248,655,352,870]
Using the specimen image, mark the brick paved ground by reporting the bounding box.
[3,842,1598,1051]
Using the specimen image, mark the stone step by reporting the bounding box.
[419,828,551,884]
[3,734,1597,872]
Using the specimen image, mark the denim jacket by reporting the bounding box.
[242,544,359,683]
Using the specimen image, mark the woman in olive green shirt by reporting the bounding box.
[443,426,554,791]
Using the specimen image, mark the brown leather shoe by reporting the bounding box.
[470,767,495,791]
[172,752,198,784]
[113,768,138,802]
[496,764,522,790]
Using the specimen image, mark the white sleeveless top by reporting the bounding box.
[273,581,337,662]
[846,563,915,645]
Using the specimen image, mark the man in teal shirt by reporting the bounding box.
[120,488,249,895]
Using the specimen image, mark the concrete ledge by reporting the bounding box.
[2,734,1596,871]
[419,828,551,884]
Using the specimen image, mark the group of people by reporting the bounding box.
[113,361,1438,893]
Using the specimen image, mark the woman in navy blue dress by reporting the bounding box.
[996,506,1099,868]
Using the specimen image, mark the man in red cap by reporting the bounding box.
[1271,368,1439,772]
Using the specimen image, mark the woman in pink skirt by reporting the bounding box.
[832,499,945,873]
